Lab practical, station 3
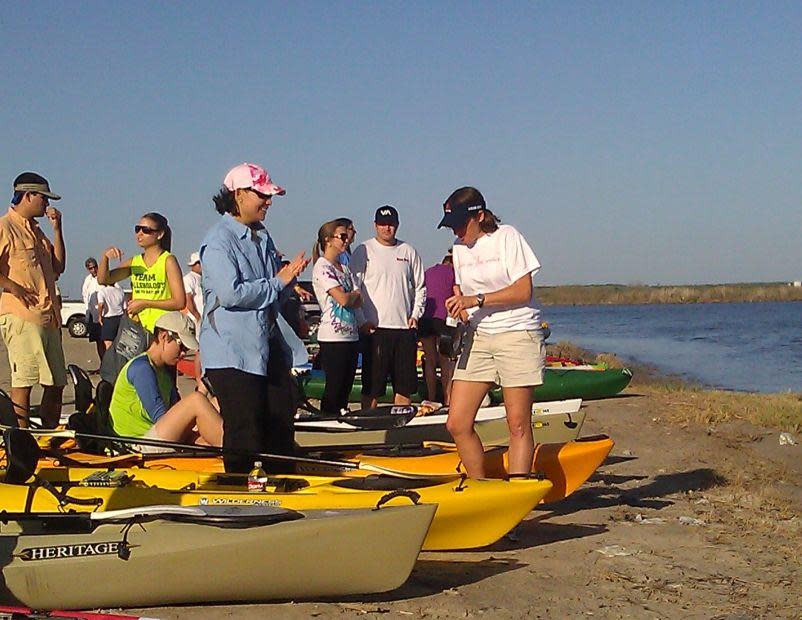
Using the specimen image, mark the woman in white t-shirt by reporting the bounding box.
[438,186,545,478]
[311,220,363,417]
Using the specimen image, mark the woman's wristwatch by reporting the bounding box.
[475,293,486,308]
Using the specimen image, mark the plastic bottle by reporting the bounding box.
[247,460,268,492]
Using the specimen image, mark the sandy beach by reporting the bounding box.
[2,333,800,618]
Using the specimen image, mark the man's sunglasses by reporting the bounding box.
[134,225,160,235]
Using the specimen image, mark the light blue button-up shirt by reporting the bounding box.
[199,213,290,376]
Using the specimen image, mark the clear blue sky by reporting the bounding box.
[3,1,801,297]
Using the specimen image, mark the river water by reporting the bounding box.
[542,301,802,393]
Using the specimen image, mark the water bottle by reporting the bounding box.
[247,460,268,492]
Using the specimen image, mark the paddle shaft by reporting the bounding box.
[45,428,363,471]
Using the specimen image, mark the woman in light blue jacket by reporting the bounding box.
[200,163,309,473]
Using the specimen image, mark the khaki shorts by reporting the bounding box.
[453,329,544,387]
[132,426,175,454]
[0,314,67,388]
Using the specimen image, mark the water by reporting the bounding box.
[542,302,802,393]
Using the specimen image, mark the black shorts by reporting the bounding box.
[100,315,122,342]
[418,317,455,339]
[87,319,102,343]
[361,328,418,398]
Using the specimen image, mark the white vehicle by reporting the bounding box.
[60,299,89,338]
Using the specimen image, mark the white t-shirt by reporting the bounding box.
[453,224,541,334]
[350,238,426,329]
[82,274,101,321]
[183,271,204,317]
[312,257,360,342]
[97,284,125,318]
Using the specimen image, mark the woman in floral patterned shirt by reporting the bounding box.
[311,220,363,417]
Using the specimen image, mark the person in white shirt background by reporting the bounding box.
[183,251,206,393]
[183,252,203,328]
[438,186,545,479]
[350,206,426,409]
[81,257,103,366]
[96,281,126,355]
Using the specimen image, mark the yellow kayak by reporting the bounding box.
[0,468,551,551]
[38,436,612,505]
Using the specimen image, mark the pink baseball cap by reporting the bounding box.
[223,163,286,197]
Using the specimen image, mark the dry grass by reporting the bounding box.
[642,384,802,433]
[538,283,802,306]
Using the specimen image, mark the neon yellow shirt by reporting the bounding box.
[109,353,177,438]
[130,251,172,333]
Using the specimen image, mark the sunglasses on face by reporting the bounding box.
[248,188,272,200]
[166,332,188,353]
[134,225,159,235]
[334,233,349,242]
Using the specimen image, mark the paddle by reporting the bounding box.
[297,405,419,430]
[0,425,460,480]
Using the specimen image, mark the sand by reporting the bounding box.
[1,333,800,618]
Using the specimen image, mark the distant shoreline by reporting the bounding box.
[538,282,802,306]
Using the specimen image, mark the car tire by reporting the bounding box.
[66,316,88,338]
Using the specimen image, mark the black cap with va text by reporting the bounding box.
[438,195,485,229]
[374,205,399,226]
[13,172,61,200]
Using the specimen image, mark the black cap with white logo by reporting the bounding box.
[438,190,485,229]
[374,205,399,226]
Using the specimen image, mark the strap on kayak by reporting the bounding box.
[373,489,421,510]
[3,428,104,510]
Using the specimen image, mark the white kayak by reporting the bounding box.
[296,399,584,448]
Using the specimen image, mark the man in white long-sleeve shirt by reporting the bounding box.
[351,206,426,407]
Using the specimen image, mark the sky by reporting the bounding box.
[2,2,801,297]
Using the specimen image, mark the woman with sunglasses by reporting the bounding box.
[109,311,223,449]
[98,213,186,333]
[438,186,544,479]
[311,220,363,417]
[200,163,309,473]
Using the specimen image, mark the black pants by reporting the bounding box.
[318,340,359,416]
[205,350,296,474]
[361,328,419,398]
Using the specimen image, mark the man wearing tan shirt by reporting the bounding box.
[0,172,67,427]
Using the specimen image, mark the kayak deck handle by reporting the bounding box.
[373,489,421,510]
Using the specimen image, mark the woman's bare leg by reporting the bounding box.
[153,391,223,446]
[501,385,535,475]
[438,351,454,406]
[446,380,492,478]
[420,335,439,401]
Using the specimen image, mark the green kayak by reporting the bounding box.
[491,367,632,402]
[299,367,632,403]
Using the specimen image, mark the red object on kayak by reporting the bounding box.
[176,357,196,378]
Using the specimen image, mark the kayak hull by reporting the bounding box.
[0,504,434,609]
[40,436,612,506]
[296,399,584,448]
[1,473,551,551]
[333,435,615,504]
[301,367,632,403]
